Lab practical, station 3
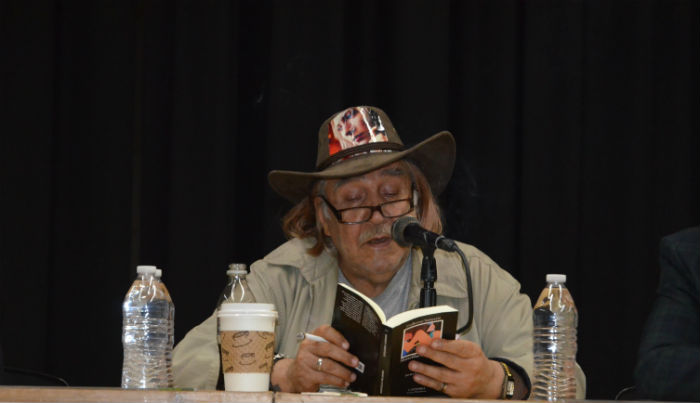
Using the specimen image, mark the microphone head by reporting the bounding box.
[391,216,420,247]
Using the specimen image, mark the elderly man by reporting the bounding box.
[173,106,584,398]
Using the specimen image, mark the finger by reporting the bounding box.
[429,338,481,358]
[417,340,480,372]
[313,325,349,350]
[291,353,351,392]
[411,372,450,396]
[310,356,357,385]
[414,344,460,372]
[317,370,352,389]
[302,332,359,370]
[408,358,456,385]
[301,339,359,370]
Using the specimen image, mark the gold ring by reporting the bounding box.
[440,382,447,393]
[316,357,323,371]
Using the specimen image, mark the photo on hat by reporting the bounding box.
[328,107,389,156]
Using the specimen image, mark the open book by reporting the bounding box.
[330,282,458,396]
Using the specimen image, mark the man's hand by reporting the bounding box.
[408,338,504,398]
[270,325,359,393]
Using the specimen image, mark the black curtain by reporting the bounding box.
[1,1,697,399]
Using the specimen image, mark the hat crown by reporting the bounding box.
[316,106,404,170]
[267,105,456,203]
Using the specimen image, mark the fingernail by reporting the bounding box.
[432,339,442,348]
[345,381,350,387]
[409,361,418,371]
[416,345,426,354]
[342,341,349,350]
[351,373,357,382]
[351,357,358,366]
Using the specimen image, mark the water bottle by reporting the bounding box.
[121,265,174,389]
[217,263,255,307]
[154,268,175,379]
[532,274,578,400]
[216,264,255,342]
[216,263,255,346]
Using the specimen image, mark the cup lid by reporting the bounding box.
[217,303,278,317]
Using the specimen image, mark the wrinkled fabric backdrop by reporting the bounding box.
[1,0,697,399]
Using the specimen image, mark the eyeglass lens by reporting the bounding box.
[340,199,412,223]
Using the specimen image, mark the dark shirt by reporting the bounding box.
[634,227,699,402]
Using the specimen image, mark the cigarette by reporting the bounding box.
[297,332,329,343]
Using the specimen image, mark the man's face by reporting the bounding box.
[316,162,415,294]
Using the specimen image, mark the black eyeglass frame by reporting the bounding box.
[317,194,415,224]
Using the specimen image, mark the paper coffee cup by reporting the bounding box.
[218,303,277,392]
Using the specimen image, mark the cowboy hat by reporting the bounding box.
[268,106,456,203]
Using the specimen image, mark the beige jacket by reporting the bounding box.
[172,238,585,397]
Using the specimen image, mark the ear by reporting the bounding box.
[314,197,332,237]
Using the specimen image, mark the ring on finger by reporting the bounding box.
[316,357,323,371]
[440,382,447,393]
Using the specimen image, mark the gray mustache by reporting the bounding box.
[358,224,392,244]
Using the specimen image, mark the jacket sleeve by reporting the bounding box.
[468,254,534,378]
[172,311,219,390]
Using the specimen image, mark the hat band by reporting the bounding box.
[316,142,405,171]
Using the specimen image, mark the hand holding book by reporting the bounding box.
[407,337,508,399]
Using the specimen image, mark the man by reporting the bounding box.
[634,226,699,401]
[173,106,585,398]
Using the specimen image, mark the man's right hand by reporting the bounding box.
[270,325,359,392]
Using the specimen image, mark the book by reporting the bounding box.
[330,282,458,396]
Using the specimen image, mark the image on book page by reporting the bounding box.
[400,320,444,360]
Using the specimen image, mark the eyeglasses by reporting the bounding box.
[318,195,414,224]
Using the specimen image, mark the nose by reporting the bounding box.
[368,206,386,224]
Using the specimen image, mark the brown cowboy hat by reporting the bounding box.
[268,106,456,203]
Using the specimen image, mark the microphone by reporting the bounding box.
[391,216,458,252]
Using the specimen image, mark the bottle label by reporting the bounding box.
[220,331,275,374]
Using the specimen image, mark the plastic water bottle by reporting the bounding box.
[121,265,175,389]
[217,263,255,307]
[532,274,578,400]
[216,264,255,339]
[154,268,175,379]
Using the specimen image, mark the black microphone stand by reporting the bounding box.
[419,243,437,308]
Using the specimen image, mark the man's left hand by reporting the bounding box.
[408,338,504,398]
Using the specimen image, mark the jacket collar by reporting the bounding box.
[264,238,468,298]
[264,238,337,283]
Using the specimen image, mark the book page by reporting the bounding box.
[338,282,387,323]
[385,305,457,328]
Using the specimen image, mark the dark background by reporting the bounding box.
[1,0,698,399]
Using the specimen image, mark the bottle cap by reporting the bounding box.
[546,274,567,283]
[136,265,157,274]
[227,263,248,275]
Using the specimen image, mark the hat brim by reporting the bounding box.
[268,131,456,203]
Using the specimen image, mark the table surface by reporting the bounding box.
[0,386,654,403]
[0,387,272,403]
